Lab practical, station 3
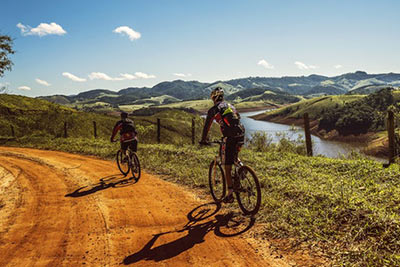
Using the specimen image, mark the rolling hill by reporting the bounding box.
[38,71,400,113]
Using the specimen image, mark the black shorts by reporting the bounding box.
[121,139,138,152]
[224,135,244,165]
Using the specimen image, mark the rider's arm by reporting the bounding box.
[110,122,122,141]
[201,106,218,142]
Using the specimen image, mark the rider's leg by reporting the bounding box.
[225,164,233,193]
[223,137,236,203]
[121,142,128,161]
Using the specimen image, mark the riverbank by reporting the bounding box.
[252,112,389,159]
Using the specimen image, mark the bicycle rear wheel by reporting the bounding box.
[117,150,130,176]
[130,153,141,180]
[208,160,226,202]
[235,165,261,215]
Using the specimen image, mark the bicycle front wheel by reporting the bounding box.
[130,153,141,180]
[208,160,226,202]
[117,150,130,176]
[235,165,261,215]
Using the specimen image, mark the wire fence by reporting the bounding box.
[2,111,395,164]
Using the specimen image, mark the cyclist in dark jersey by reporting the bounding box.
[110,112,138,160]
[200,87,245,203]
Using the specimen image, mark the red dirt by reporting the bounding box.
[0,147,320,266]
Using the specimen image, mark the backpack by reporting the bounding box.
[217,102,245,137]
[120,119,136,135]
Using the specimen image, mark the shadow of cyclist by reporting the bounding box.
[65,174,138,198]
[122,202,256,265]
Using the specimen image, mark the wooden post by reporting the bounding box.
[10,125,15,137]
[64,122,68,138]
[303,113,313,156]
[388,110,395,165]
[93,121,97,138]
[192,118,195,145]
[157,118,161,143]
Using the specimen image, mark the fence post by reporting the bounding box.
[93,121,97,138]
[388,110,395,165]
[10,125,15,137]
[64,122,68,138]
[192,118,195,145]
[303,113,313,156]
[157,118,161,143]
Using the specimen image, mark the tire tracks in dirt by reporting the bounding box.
[0,147,295,266]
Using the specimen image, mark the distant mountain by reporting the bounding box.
[39,71,400,109]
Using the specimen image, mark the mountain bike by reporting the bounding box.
[207,138,261,215]
[114,141,141,180]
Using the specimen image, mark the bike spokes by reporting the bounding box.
[236,166,261,215]
[130,153,141,180]
[117,150,130,176]
[209,160,226,202]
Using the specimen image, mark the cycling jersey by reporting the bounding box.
[201,101,245,140]
[111,118,137,143]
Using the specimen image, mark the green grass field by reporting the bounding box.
[259,95,365,120]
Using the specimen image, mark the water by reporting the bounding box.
[240,110,375,159]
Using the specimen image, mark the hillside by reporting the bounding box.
[0,94,219,144]
[39,71,400,113]
[253,88,400,156]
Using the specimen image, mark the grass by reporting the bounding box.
[257,95,364,120]
[158,99,212,112]
[0,94,219,144]
[4,135,400,266]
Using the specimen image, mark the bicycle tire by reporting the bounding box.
[116,150,130,176]
[235,165,261,215]
[208,160,226,202]
[130,152,141,180]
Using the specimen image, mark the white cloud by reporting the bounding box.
[257,59,274,69]
[173,73,192,78]
[119,73,137,80]
[113,26,141,41]
[135,72,155,79]
[89,72,155,81]
[18,86,31,91]
[89,72,114,81]
[62,72,86,82]
[295,61,317,70]
[35,78,51,86]
[334,64,343,69]
[17,22,67,37]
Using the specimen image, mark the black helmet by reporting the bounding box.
[210,87,224,102]
[120,111,128,119]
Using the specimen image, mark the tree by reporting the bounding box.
[0,34,15,77]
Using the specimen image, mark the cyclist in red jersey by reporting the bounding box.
[110,112,138,160]
[200,87,245,203]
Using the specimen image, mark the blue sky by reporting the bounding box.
[1,0,400,97]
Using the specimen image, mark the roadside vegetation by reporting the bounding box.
[3,94,400,266]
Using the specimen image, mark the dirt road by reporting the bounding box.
[0,147,291,266]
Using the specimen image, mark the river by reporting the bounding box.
[240,110,378,159]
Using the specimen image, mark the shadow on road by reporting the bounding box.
[123,202,256,265]
[65,174,138,198]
